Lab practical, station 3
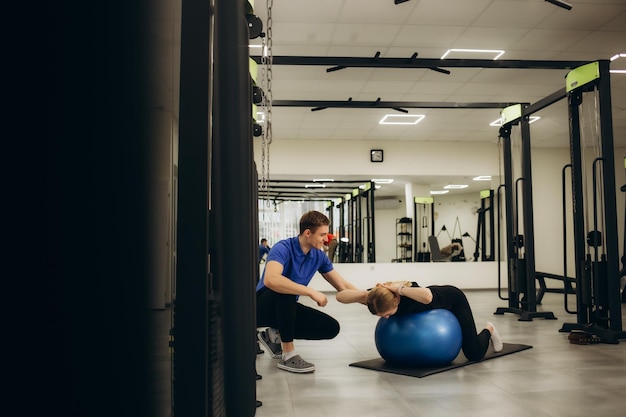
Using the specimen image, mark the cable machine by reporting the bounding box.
[621,164,626,303]
[336,182,376,263]
[414,196,434,262]
[494,104,556,321]
[471,189,495,262]
[559,61,625,343]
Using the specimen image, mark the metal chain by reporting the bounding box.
[592,88,605,244]
[261,0,273,205]
[497,129,504,225]
[260,33,268,194]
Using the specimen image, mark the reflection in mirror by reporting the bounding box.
[258,176,498,264]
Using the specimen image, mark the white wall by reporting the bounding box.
[256,139,500,178]
[373,205,405,263]
[309,262,508,291]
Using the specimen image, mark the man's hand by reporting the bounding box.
[309,290,328,307]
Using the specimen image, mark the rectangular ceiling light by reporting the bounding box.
[379,114,425,125]
[305,184,325,188]
[489,117,503,127]
[313,178,334,182]
[371,178,394,184]
[441,49,505,60]
[473,176,492,181]
[610,53,626,73]
[430,190,449,195]
[444,184,468,189]
[490,116,540,126]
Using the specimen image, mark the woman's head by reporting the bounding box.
[367,286,400,318]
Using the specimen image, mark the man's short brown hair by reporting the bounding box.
[299,210,330,235]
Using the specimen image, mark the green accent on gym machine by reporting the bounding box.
[414,196,434,204]
[500,104,522,124]
[565,61,599,93]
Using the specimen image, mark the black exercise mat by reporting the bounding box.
[349,343,532,378]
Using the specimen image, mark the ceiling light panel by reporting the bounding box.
[610,53,626,73]
[441,49,505,60]
[379,114,425,125]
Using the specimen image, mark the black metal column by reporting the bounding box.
[494,122,555,320]
[496,125,517,312]
[355,191,363,263]
[520,116,554,320]
[560,60,625,343]
[214,0,258,414]
[175,0,213,415]
[366,183,376,263]
[566,89,589,326]
[596,60,622,333]
[338,199,346,262]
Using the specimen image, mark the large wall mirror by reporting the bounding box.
[258,173,500,264]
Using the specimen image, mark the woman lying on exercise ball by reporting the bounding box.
[337,281,503,361]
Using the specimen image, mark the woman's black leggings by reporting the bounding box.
[428,285,491,361]
[256,288,340,343]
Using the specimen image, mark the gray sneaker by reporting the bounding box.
[257,330,282,359]
[277,355,315,373]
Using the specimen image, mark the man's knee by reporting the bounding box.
[327,316,340,339]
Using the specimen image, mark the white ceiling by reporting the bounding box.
[251,0,626,198]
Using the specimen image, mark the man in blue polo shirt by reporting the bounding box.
[256,210,358,373]
[259,238,271,262]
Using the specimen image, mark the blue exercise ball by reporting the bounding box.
[374,309,462,367]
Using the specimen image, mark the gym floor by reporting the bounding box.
[151,289,625,416]
[254,290,626,417]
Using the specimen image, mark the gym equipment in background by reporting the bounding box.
[558,61,625,343]
[414,196,434,262]
[469,189,495,262]
[494,104,556,321]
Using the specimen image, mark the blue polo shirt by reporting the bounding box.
[256,236,333,292]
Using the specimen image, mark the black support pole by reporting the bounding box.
[520,116,538,312]
[520,116,555,320]
[497,125,517,312]
[175,0,212,415]
[560,61,625,343]
[214,0,258,414]
[596,60,622,333]
[567,90,589,327]
[494,121,555,321]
